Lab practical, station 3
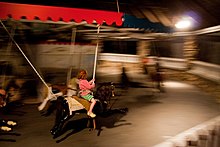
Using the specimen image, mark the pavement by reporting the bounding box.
[0,72,220,147]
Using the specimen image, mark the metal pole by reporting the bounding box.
[92,25,100,80]
[67,28,76,85]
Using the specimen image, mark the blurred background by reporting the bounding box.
[0,0,219,102]
[0,1,220,146]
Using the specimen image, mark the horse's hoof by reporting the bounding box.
[51,123,63,136]
[51,129,58,136]
[53,130,61,139]
[50,127,57,135]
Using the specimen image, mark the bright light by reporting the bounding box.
[175,19,191,29]
[164,81,194,88]
[111,36,130,39]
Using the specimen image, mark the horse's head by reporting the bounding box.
[95,82,115,101]
[93,82,115,114]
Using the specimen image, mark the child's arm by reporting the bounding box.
[81,80,95,90]
[89,79,95,84]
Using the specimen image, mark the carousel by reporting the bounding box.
[0,1,130,138]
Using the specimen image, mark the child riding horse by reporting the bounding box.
[50,82,116,137]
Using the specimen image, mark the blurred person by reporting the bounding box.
[121,66,129,89]
[142,56,149,75]
[150,57,164,91]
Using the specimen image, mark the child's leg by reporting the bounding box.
[88,98,96,113]
[87,98,96,118]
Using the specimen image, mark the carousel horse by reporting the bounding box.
[38,83,75,116]
[0,81,25,116]
[0,89,19,142]
[0,88,17,132]
[49,82,123,137]
[38,77,78,112]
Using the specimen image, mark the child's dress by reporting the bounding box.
[78,79,95,101]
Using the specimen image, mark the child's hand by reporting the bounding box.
[90,79,95,83]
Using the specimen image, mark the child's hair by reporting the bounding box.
[77,69,88,79]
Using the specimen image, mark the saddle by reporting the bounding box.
[72,96,90,111]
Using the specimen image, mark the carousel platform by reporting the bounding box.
[0,71,219,147]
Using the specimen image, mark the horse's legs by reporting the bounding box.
[60,98,73,125]
[50,96,73,136]
[50,97,62,135]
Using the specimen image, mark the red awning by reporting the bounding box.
[0,2,123,26]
